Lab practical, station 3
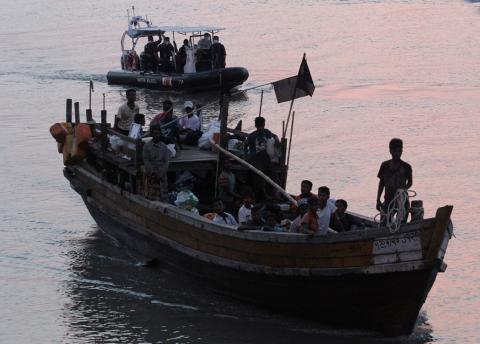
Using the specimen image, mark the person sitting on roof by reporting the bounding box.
[128,113,146,139]
[159,37,175,73]
[141,35,161,72]
[210,35,226,69]
[175,39,189,73]
[151,100,179,143]
[143,124,170,202]
[115,89,139,135]
[179,101,202,145]
[204,198,238,226]
[196,33,212,72]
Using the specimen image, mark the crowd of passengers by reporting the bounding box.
[124,33,226,73]
[113,89,412,235]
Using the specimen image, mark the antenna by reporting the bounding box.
[132,5,135,17]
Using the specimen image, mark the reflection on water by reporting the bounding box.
[62,229,435,344]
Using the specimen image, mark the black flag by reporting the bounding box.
[272,55,315,103]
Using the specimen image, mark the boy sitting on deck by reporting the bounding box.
[301,196,328,236]
[238,192,254,224]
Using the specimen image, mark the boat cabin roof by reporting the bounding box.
[127,27,166,39]
[127,25,224,39]
[156,26,225,35]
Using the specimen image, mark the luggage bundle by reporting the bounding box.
[50,122,92,165]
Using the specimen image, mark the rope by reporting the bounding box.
[374,189,417,233]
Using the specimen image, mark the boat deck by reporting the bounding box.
[172,146,218,163]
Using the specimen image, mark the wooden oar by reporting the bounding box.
[209,138,298,206]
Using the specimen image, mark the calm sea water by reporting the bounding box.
[1,1,479,343]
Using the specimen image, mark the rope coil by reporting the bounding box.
[375,189,417,233]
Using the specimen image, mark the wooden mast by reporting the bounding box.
[214,72,230,197]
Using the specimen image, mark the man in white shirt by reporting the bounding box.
[316,186,333,233]
[179,101,202,144]
[115,89,139,135]
[211,199,238,226]
[238,193,254,224]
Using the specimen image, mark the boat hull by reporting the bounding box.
[106,67,249,91]
[65,165,453,336]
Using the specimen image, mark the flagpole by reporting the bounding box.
[89,79,93,110]
[283,53,305,138]
[258,89,264,117]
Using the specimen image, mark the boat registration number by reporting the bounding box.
[373,231,421,254]
[137,77,158,84]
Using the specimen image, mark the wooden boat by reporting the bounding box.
[106,13,249,91]
[54,98,454,337]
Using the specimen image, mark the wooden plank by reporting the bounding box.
[92,185,432,269]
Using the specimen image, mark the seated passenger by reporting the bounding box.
[330,199,355,232]
[143,124,170,202]
[210,35,226,69]
[301,196,327,235]
[244,205,266,226]
[238,192,254,224]
[290,203,309,233]
[151,100,179,143]
[217,159,241,212]
[129,113,145,139]
[316,187,333,234]
[179,101,202,145]
[207,199,238,226]
[317,185,337,214]
[292,179,315,210]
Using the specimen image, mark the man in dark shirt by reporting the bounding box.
[142,35,161,72]
[376,138,413,220]
[143,124,170,201]
[210,36,226,69]
[239,206,266,231]
[246,116,274,157]
[330,199,354,232]
[175,39,189,73]
[151,100,179,143]
[159,37,175,72]
[246,117,277,201]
